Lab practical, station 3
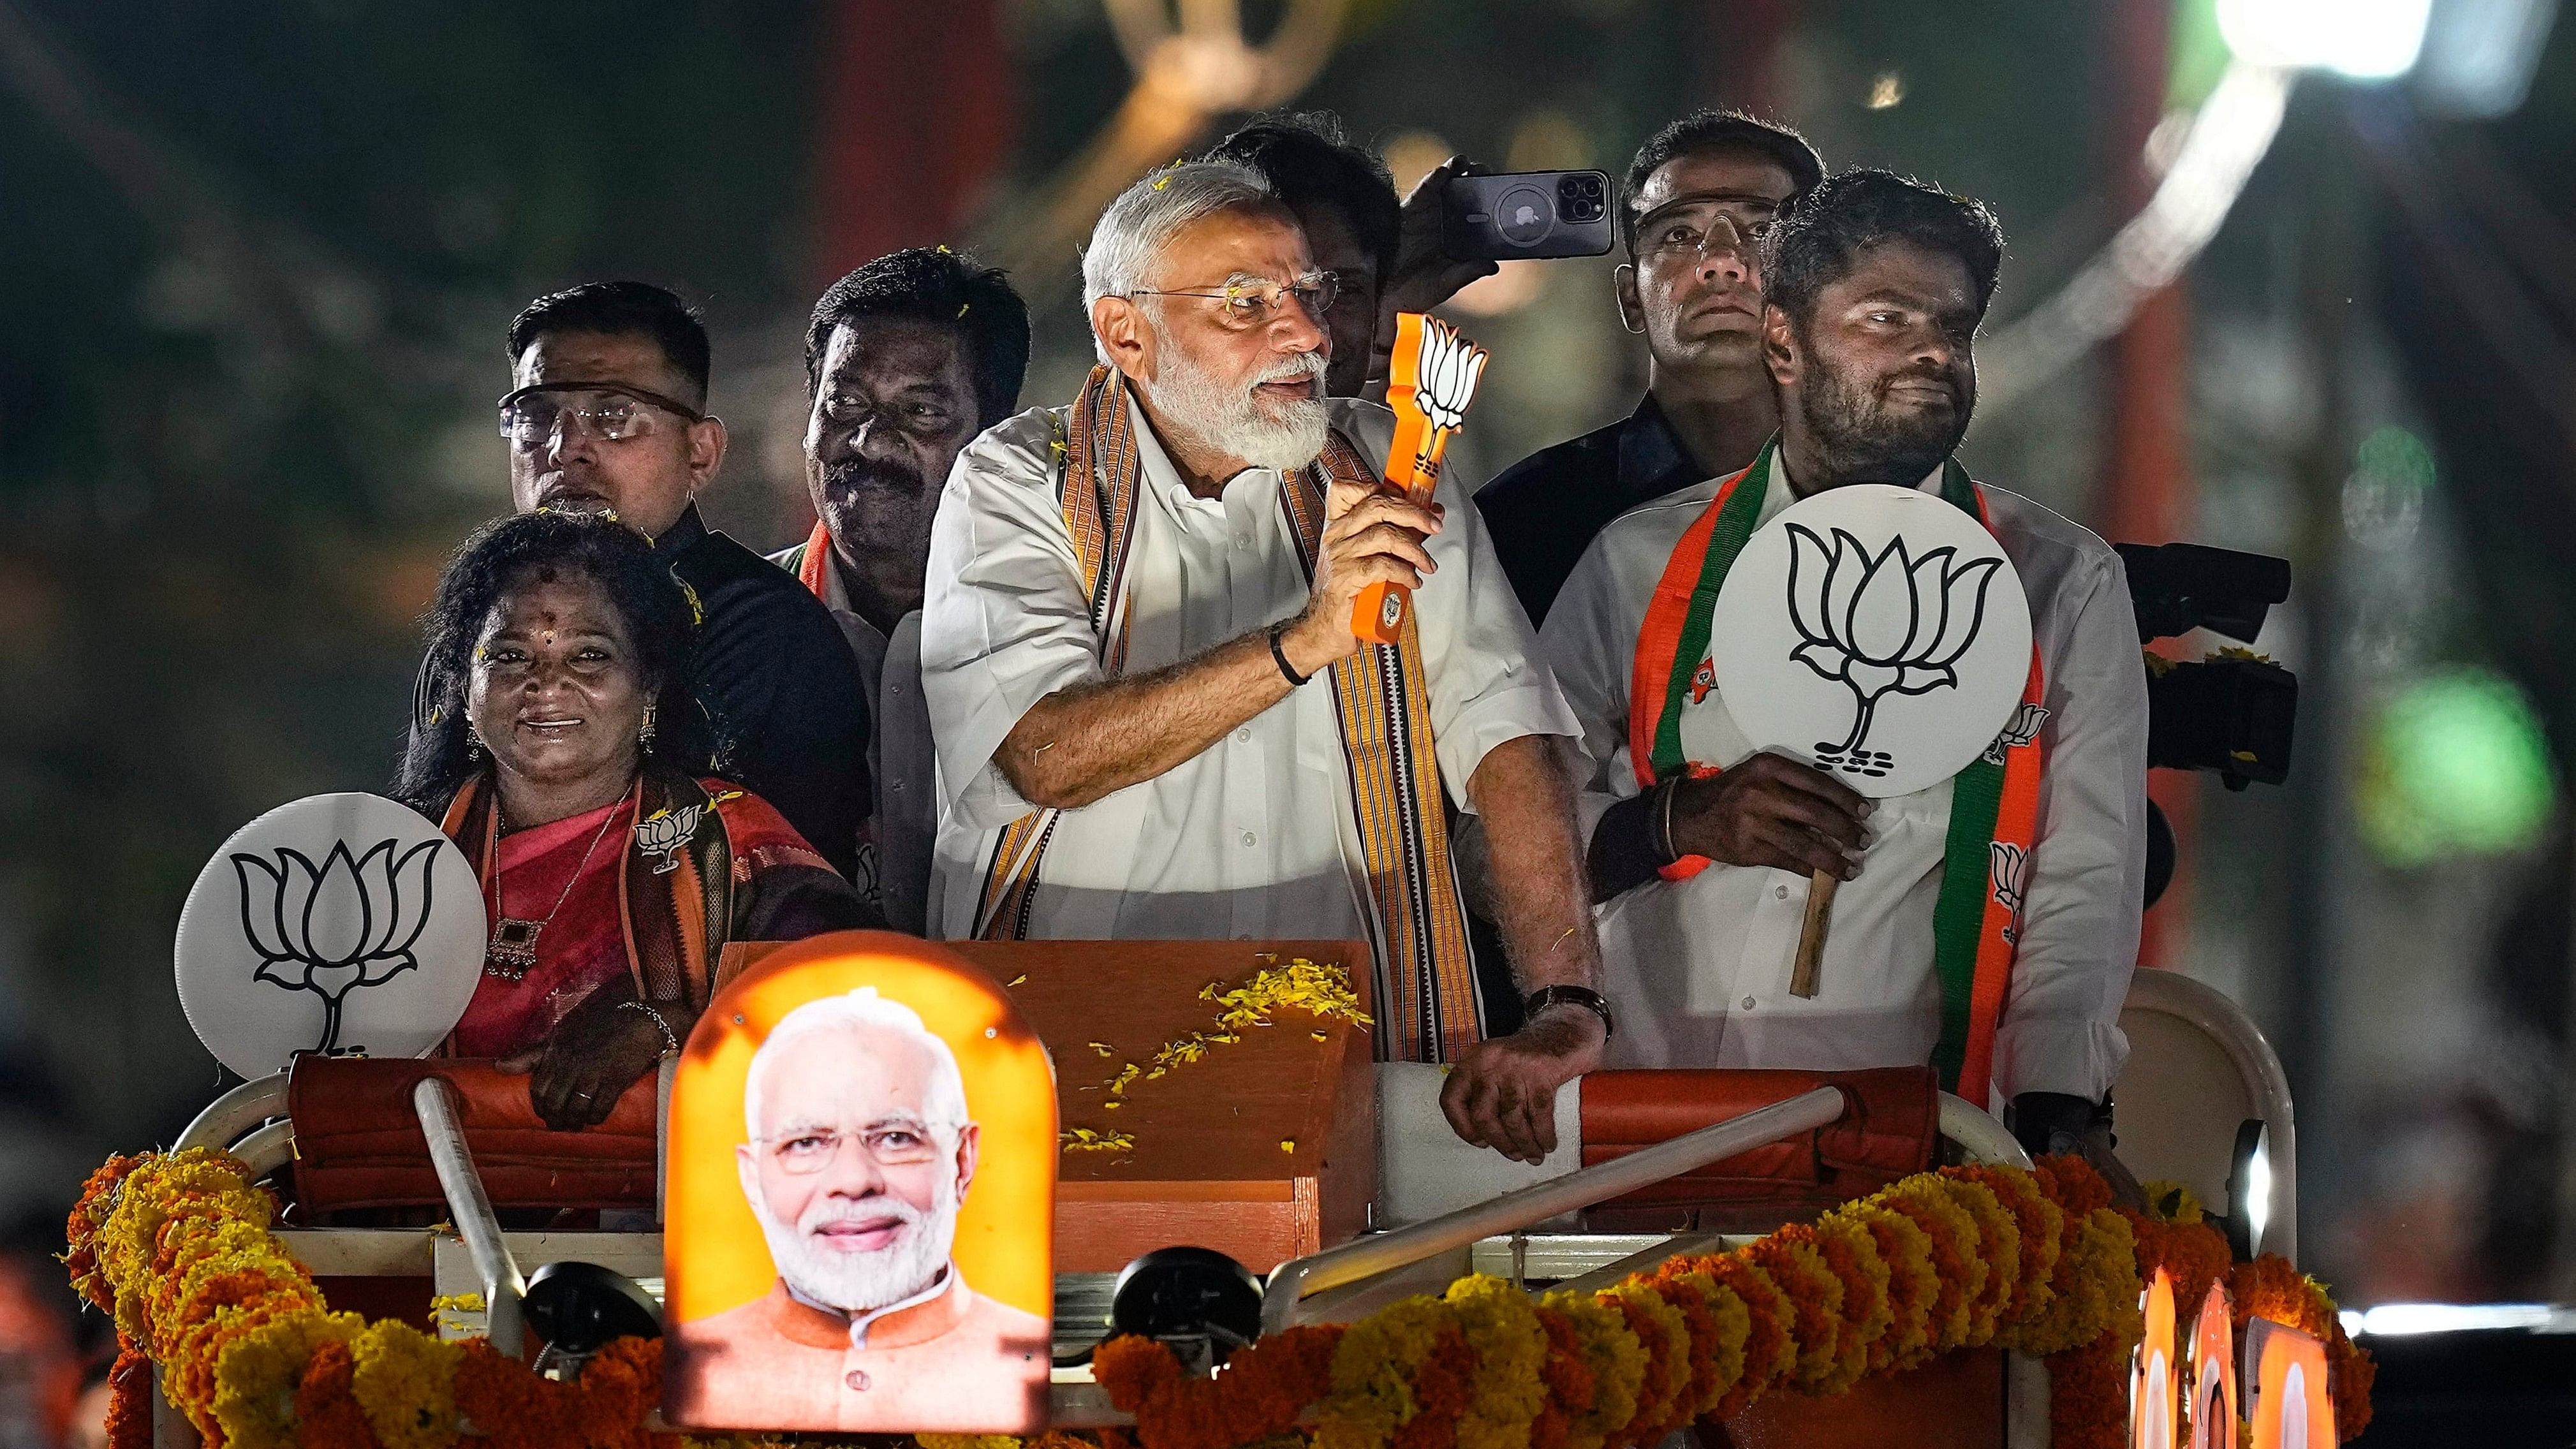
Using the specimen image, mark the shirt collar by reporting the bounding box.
[1616,393,1698,502]
[782,1261,962,1350]
[1762,450,1947,526]
[651,502,708,561]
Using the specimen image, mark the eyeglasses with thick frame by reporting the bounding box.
[497,381,708,450]
[1126,271,1341,330]
[753,1119,957,1175]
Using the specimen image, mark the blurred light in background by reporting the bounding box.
[2414,0,2560,116]
[2218,0,2434,78]
[1866,71,1905,110]
[1381,130,1452,196]
[1506,110,1592,171]
[2357,668,2559,865]
[2340,425,2435,547]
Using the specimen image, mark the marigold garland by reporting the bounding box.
[75,1145,2371,1449]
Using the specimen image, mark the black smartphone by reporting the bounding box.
[1439,169,1616,261]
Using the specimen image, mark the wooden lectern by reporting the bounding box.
[718,938,1378,1274]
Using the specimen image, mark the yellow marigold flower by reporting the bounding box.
[1540,1287,1642,1449]
[1829,1202,1939,1370]
[1880,1177,1987,1353]
[211,1308,364,1449]
[1444,1275,1548,1449]
[350,1319,462,1449]
[1317,1295,1457,1449]
[1606,1282,1691,1434]
[2140,1179,2204,1225]
[1936,1175,2019,1342]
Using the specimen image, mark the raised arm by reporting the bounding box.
[995,476,1447,809]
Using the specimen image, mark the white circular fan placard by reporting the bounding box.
[1707,483,2033,798]
[175,793,486,1078]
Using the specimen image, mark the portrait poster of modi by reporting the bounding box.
[662,932,1055,1434]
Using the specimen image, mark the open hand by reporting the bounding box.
[1438,1004,1606,1164]
[1283,474,1443,673]
[1668,751,1871,879]
[499,983,683,1131]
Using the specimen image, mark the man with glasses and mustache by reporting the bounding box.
[1479,110,1823,628]
[1543,172,2150,1168]
[770,250,1031,932]
[668,989,1047,1432]
[413,282,872,879]
[920,161,1610,1165]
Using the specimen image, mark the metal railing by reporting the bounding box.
[412,1077,528,1356]
[1260,1085,1845,1334]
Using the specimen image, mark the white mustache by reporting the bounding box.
[1249,351,1327,388]
[804,1194,922,1237]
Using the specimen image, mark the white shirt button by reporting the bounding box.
[1235,728,1252,743]
[1235,534,1250,550]
[845,1369,871,1391]
[1742,996,1758,1010]
[1240,830,1257,847]
[1774,884,1790,900]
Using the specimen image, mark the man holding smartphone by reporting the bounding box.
[1478,111,1823,625]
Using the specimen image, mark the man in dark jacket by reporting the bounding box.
[415,281,870,876]
[1478,111,1823,626]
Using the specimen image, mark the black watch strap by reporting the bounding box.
[1267,622,1313,687]
[1523,983,1614,1041]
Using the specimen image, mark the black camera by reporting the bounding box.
[2116,542,2297,791]
[2117,543,2297,909]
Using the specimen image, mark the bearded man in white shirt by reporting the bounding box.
[1544,170,2150,1162]
[920,160,1607,1163]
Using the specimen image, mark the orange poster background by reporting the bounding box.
[662,931,1057,1324]
[2249,1324,2334,1449]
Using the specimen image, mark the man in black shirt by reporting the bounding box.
[1478,111,1823,626]
[416,282,871,877]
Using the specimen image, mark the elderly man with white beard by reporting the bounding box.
[666,990,1048,1432]
[921,160,1609,1165]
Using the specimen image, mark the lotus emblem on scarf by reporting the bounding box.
[1984,700,2050,765]
[1785,522,2004,777]
[1989,840,2030,943]
[634,804,702,875]
[233,839,440,1054]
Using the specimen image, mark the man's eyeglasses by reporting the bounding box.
[498,382,706,450]
[1128,272,1340,330]
[756,1121,952,1175]
[1637,206,1776,261]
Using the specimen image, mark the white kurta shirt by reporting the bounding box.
[921,394,1579,960]
[762,545,937,935]
[1542,460,2147,1105]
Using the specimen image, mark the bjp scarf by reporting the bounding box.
[1626,439,2047,1101]
[971,364,1481,1063]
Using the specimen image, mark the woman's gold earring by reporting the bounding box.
[638,705,657,751]
[465,724,485,763]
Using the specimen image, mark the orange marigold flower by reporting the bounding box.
[1695,1254,1790,1421]
[1093,1335,1187,1415]
[295,1339,383,1449]
[1388,1325,1473,1449]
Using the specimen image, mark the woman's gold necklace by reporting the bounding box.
[484,791,627,982]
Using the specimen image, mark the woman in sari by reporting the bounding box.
[397,511,874,1129]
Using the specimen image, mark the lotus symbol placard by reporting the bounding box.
[176,793,486,1078]
[1989,841,2030,944]
[1785,523,2003,773]
[233,838,438,1052]
[1703,483,2032,798]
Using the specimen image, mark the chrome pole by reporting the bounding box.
[413,1076,526,1356]
[1261,1085,1845,1334]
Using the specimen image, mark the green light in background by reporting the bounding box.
[2357,668,2559,866]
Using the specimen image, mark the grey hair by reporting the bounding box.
[742,987,970,1142]
[1082,159,1279,359]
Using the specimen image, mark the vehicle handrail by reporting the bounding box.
[1260,1085,1845,1335]
[175,1072,289,1154]
[413,1077,527,1356]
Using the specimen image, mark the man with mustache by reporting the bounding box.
[668,989,1047,1431]
[770,250,1031,932]
[1480,110,1822,627]
[412,282,871,878]
[920,161,1608,1164]
[1543,171,2151,1165]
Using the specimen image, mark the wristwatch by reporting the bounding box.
[1522,984,1614,1041]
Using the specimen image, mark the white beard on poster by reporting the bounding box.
[749,1172,960,1314]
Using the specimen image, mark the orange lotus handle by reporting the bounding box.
[1353,313,1487,645]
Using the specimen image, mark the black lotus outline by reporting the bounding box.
[232,836,441,1054]
[1784,522,2005,763]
